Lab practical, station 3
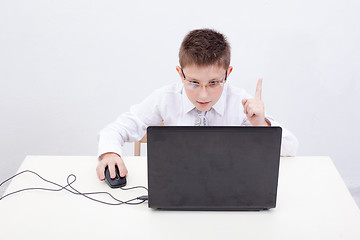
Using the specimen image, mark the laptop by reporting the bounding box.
[147,126,282,211]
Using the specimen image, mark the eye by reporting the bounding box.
[190,81,200,87]
[208,81,219,86]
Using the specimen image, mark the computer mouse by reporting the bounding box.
[104,165,126,188]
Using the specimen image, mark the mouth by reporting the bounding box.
[197,101,211,106]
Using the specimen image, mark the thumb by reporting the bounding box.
[242,98,247,106]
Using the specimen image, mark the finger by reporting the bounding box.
[242,98,247,106]
[108,163,116,179]
[255,78,263,100]
[246,102,255,117]
[245,100,252,115]
[96,163,106,181]
[248,108,256,118]
[118,162,128,178]
[242,99,247,114]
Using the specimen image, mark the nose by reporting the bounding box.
[198,85,209,99]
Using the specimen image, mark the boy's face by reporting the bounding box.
[176,64,233,111]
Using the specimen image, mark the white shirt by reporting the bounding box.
[98,83,299,157]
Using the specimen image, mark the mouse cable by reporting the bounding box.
[64,174,148,205]
[0,170,147,205]
[0,170,148,205]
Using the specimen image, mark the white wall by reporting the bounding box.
[1,0,359,206]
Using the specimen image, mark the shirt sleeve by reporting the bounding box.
[97,89,164,159]
[241,115,299,157]
[265,116,299,157]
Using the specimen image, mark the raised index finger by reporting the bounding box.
[255,78,263,100]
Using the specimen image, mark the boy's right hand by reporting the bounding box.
[96,152,128,180]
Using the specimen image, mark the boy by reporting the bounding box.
[96,29,299,180]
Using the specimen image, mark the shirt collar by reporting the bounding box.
[182,86,196,113]
[211,84,227,116]
[181,84,227,116]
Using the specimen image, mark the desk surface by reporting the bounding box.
[1,156,360,240]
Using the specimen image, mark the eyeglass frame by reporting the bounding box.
[180,68,228,90]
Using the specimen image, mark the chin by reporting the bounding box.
[196,104,212,112]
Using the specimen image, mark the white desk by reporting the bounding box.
[1,156,360,240]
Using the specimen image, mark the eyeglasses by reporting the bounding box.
[181,68,228,90]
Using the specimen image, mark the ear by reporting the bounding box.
[227,66,233,78]
[176,66,184,80]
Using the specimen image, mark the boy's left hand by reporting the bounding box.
[241,78,269,126]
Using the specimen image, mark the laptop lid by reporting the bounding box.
[147,126,282,211]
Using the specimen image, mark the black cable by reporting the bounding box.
[0,170,74,200]
[121,185,148,191]
[65,174,146,205]
[0,170,148,205]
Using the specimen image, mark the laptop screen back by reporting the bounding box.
[147,126,282,210]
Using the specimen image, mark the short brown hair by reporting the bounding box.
[179,28,231,69]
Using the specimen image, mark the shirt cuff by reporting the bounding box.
[265,116,280,127]
[97,144,123,160]
[265,118,272,126]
